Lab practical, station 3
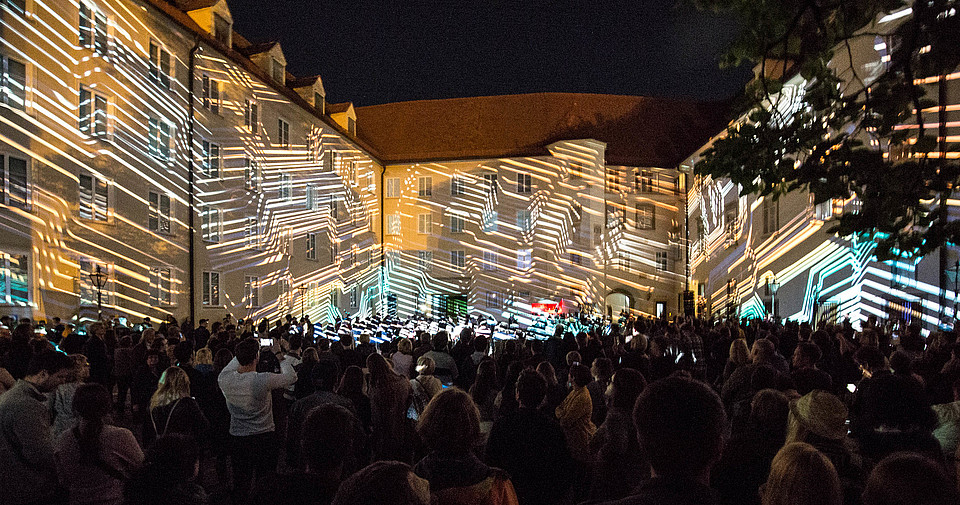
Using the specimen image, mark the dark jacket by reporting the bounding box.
[143,397,209,447]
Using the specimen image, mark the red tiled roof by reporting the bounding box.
[355,93,731,166]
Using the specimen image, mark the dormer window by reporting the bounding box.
[271,57,284,84]
[213,13,231,46]
[314,92,324,114]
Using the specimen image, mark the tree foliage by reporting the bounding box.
[690,0,960,260]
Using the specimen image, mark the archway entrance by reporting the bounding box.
[605,290,633,317]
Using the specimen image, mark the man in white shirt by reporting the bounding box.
[218,338,297,503]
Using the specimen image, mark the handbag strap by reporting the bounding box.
[150,397,182,437]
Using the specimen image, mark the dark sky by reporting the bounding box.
[227,1,752,107]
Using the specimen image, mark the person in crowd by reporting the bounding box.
[84,322,112,385]
[494,361,524,420]
[932,377,960,458]
[588,357,614,425]
[194,347,214,374]
[469,358,499,429]
[409,355,443,420]
[255,404,366,505]
[50,354,90,437]
[367,352,413,462]
[556,363,596,465]
[113,336,135,413]
[486,369,573,505]
[286,359,355,467]
[143,366,208,447]
[338,365,372,432]
[208,347,233,490]
[723,338,750,384]
[536,361,568,415]
[54,383,143,505]
[293,346,319,399]
[861,451,958,505]
[790,341,833,395]
[218,338,297,503]
[123,434,207,505]
[0,364,14,395]
[0,350,75,505]
[131,349,162,420]
[173,341,205,400]
[593,376,727,505]
[331,461,431,505]
[712,389,790,505]
[759,442,842,505]
[722,338,784,409]
[422,331,459,385]
[193,319,211,350]
[589,367,648,501]
[414,388,519,504]
[392,337,414,378]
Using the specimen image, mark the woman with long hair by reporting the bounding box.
[338,365,372,432]
[409,356,442,420]
[50,354,90,437]
[469,359,500,427]
[143,366,208,446]
[760,442,842,505]
[367,353,413,462]
[536,361,568,415]
[55,383,143,505]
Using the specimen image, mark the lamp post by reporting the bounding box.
[769,280,780,321]
[88,265,107,321]
[296,284,309,319]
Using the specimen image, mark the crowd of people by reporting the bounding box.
[0,310,959,505]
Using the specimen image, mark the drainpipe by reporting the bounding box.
[378,162,386,314]
[187,39,202,326]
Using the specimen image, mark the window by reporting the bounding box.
[78,173,108,221]
[244,157,262,191]
[271,57,285,83]
[606,204,620,228]
[387,214,401,235]
[607,167,620,190]
[485,291,500,308]
[325,195,339,219]
[202,272,220,305]
[79,2,107,54]
[201,205,221,242]
[618,252,631,271]
[244,217,259,249]
[418,213,432,234]
[1,55,27,110]
[656,251,668,272]
[417,250,433,272]
[314,92,324,113]
[79,87,108,137]
[148,41,172,89]
[306,233,317,260]
[324,151,336,172]
[201,140,220,178]
[148,117,171,160]
[636,203,655,230]
[244,276,260,308]
[483,251,497,271]
[305,184,318,210]
[330,240,339,264]
[147,191,171,234]
[418,176,432,197]
[517,249,533,270]
[278,118,290,148]
[213,13,231,46]
[814,199,832,221]
[386,177,401,198]
[483,173,497,195]
[0,253,28,305]
[201,75,220,114]
[517,173,532,193]
[450,175,466,196]
[517,209,532,233]
[636,170,655,192]
[450,214,465,234]
[762,197,779,234]
[450,250,465,269]
[150,266,172,306]
[1,154,29,210]
[482,211,498,233]
[244,99,259,133]
[279,174,292,201]
[571,252,582,265]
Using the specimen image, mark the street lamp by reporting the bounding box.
[769,279,780,320]
[296,284,309,319]
[88,265,107,321]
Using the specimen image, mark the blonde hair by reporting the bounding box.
[149,366,191,410]
[416,355,436,375]
[397,337,413,354]
[761,442,841,505]
[729,338,750,366]
[194,347,213,366]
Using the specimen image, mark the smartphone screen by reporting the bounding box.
[260,338,273,347]
[846,383,856,393]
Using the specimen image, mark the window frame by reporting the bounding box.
[656,251,669,272]
[449,214,465,234]
[0,252,29,305]
[517,173,532,194]
[277,118,290,148]
[482,251,497,271]
[450,175,466,196]
[244,156,262,192]
[417,250,433,272]
[450,250,465,270]
[278,173,292,202]
[305,232,317,260]
[1,54,28,111]
[516,209,532,233]
[201,75,221,114]
[150,266,173,306]
[386,177,401,198]
[418,176,432,197]
[78,1,108,55]
[244,275,260,308]
[148,40,172,90]
[482,210,498,233]
[147,190,171,234]
[0,153,30,210]
[78,172,110,222]
[417,213,433,235]
[201,139,221,178]
[387,213,401,235]
[200,205,222,243]
[635,202,656,230]
[148,116,173,161]
[202,270,220,306]
[244,99,259,134]
[79,86,110,138]
[517,249,533,270]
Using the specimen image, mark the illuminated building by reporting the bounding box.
[0,0,725,325]
[686,6,960,330]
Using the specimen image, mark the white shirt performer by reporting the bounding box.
[218,338,296,503]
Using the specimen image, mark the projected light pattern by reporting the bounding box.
[687,9,960,330]
[381,139,687,322]
[0,0,379,324]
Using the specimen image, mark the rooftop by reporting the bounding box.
[355,93,731,166]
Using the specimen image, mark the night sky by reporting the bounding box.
[227,1,752,107]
